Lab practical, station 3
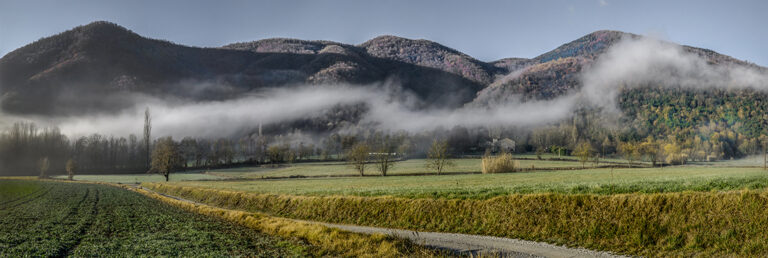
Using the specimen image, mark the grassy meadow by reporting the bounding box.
[201,157,636,179]
[162,166,768,199]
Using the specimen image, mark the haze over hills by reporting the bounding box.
[0,21,766,137]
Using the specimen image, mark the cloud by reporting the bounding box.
[2,34,766,139]
[36,83,576,138]
[579,36,768,112]
[598,0,608,6]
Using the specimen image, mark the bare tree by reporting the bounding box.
[374,141,395,176]
[347,142,370,176]
[65,159,76,180]
[426,140,455,175]
[38,157,49,179]
[179,137,197,169]
[143,107,152,171]
[150,137,183,182]
[573,142,594,168]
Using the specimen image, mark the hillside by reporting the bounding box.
[1,21,765,137]
[471,30,765,105]
[0,21,482,115]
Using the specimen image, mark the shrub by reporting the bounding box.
[481,153,518,174]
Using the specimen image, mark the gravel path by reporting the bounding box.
[137,186,628,257]
[309,221,627,258]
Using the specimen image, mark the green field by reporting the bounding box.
[0,180,308,256]
[56,156,651,184]
[53,172,223,184]
[203,158,603,179]
[165,166,768,199]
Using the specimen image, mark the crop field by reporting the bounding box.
[0,180,309,256]
[163,166,768,199]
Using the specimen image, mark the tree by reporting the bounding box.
[397,139,412,160]
[618,141,639,168]
[150,137,183,182]
[299,142,314,160]
[38,157,49,179]
[346,142,370,176]
[663,142,685,165]
[549,145,566,157]
[426,140,455,175]
[374,140,395,176]
[143,107,152,171]
[65,159,76,180]
[601,136,613,157]
[179,137,197,169]
[217,138,235,165]
[573,142,594,168]
[267,145,285,165]
[760,135,768,170]
[639,138,661,167]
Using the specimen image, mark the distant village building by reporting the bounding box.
[487,138,516,154]
[497,138,516,153]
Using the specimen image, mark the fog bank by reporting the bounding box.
[2,35,767,138]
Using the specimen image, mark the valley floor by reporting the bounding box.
[33,155,768,256]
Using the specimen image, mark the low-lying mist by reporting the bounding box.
[580,36,768,112]
[1,35,767,139]
[0,84,578,138]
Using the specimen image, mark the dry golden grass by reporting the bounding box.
[144,182,768,257]
[481,153,519,174]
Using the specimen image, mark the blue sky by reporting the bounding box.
[1,0,766,66]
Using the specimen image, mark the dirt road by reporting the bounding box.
[311,221,625,257]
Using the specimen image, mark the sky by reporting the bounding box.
[0,0,766,66]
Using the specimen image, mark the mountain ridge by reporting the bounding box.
[0,21,762,116]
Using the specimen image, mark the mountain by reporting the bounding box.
[0,21,763,118]
[0,21,483,115]
[359,35,503,84]
[471,30,765,106]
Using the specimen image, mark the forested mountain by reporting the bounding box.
[471,30,766,105]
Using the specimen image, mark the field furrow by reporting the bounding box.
[0,180,313,257]
[0,186,51,211]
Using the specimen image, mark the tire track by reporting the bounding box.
[64,188,100,256]
[53,187,100,257]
